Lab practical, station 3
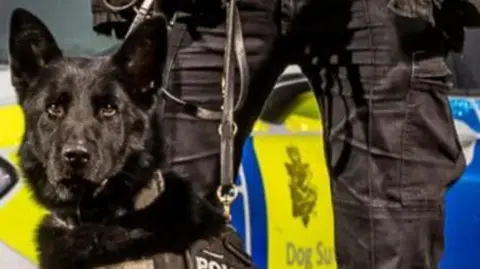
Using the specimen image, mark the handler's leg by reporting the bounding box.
[160,1,289,200]
[293,0,466,268]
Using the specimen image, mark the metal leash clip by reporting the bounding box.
[125,0,157,37]
[216,184,239,222]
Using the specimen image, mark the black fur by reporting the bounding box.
[9,8,225,269]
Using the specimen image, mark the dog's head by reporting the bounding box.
[9,8,167,205]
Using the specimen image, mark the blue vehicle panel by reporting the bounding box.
[441,97,480,269]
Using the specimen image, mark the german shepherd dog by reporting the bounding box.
[8,8,231,269]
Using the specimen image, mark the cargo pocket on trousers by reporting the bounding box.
[400,54,465,207]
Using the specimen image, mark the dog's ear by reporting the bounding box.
[9,8,62,98]
[111,15,168,90]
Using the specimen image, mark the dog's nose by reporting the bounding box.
[62,145,90,167]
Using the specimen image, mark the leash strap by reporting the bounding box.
[216,0,243,222]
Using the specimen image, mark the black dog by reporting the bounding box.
[8,8,237,269]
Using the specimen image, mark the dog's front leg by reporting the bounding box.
[37,216,154,269]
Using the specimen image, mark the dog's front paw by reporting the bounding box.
[38,215,156,268]
[37,218,98,268]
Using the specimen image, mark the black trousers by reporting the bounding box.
[161,0,466,268]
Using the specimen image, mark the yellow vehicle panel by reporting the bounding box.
[254,132,336,269]
[0,105,46,263]
[0,105,24,148]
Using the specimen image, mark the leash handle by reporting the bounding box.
[217,0,240,222]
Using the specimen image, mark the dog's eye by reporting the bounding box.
[46,104,64,118]
[99,104,117,118]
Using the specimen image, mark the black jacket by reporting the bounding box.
[90,0,220,38]
[90,0,480,49]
